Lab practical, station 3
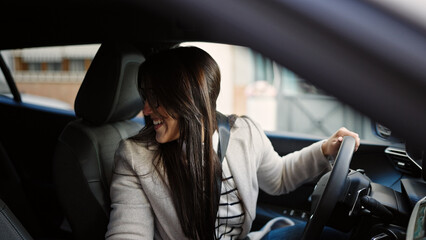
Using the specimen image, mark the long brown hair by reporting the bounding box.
[133,46,222,239]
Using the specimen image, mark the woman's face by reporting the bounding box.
[143,101,180,143]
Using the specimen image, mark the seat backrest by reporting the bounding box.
[0,198,33,240]
[0,142,41,237]
[53,43,144,240]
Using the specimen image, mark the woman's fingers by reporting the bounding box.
[322,127,361,157]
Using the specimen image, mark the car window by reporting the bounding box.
[182,42,384,142]
[1,44,100,111]
[0,68,9,95]
[0,51,12,95]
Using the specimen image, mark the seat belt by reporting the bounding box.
[216,111,236,199]
[216,111,231,164]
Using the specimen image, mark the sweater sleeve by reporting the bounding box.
[246,118,331,195]
[106,140,155,239]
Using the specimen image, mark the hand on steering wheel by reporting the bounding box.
[300,136,356,240]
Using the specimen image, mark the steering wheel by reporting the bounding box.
[300,136,356,240]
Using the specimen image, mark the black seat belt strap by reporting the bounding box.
[216,111,231,199]
[216,111,231,163]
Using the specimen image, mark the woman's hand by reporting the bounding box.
[322,127,360,157]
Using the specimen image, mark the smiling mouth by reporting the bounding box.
[153,119,164,130]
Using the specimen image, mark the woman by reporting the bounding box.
[106,46,360,240]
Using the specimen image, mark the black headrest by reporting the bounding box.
[75,43,145,124]
[75,43,144,125]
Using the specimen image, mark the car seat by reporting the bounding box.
[0,197,33,240]
[0,141,41,237]
[53,43,144,240]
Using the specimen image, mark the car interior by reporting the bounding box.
[0,197,33,240]
[1,1,426,240]
[52,43,144,240]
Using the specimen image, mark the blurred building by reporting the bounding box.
[9,45,100,109]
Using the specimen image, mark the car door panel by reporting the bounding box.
[0,97,76,237]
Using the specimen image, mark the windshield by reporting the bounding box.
[182,42,387,143]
